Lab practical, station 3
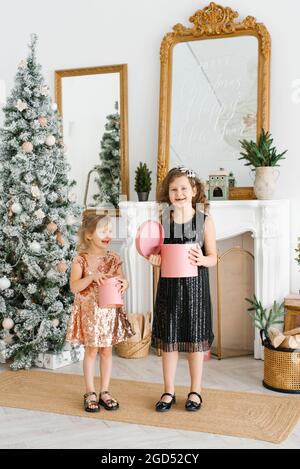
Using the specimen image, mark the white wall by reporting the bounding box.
[0,0,299,292]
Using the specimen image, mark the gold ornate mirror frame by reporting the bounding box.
[55,64,129,207]
[156,2,271,194]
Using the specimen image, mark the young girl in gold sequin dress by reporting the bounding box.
[66,213,134,412]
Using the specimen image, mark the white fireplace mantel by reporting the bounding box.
[119,200,290,359]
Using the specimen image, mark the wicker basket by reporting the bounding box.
[263,343,300,394]
[115,313,151,359]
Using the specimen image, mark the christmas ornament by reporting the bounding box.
[4,334,14,345]
[2,318,14,330]
[34,208,45,219]
[56,232,65,246]
[52,319,59,327]
[29,241,41,253]
[11,202,22,214]
[46,269,57,280]
[31,185,40,198]
[16,99,27,112]
[51,102,58,111]
[22,141,33,153]
[47,222,57,233]
[0,277,11,290]
[45,135,56,146]
[56,260,67,273]
[38,116,47,127]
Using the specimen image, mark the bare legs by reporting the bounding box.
[161,351,178,402]
[83,346,98,409]
[160,350,204,404]
[99,346,113,397]
[187,351,204,403]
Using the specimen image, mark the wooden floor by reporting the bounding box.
[1,352,299,449]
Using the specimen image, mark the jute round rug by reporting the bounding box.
[0,370,299,444]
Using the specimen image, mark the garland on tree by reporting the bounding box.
[92,101,120,208]
[0,34,81,369]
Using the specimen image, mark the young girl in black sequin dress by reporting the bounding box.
[149,166,217,412]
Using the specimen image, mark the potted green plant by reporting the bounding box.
[239,129,287,200]
[134,162,152,201]
[246,295,300,393]
[246,294,284,346]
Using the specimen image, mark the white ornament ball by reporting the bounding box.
[46,135,56,146]
[51,102,58,111]
[38,116,47,127]
[22,141,33,153]
[0,277,11,291]
[2,318,14,330]
[11,202,22,214]
[52,319,59,327]
[4,334,14,345]
[29,241,41,253]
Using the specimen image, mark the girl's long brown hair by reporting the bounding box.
[158,168,209,214]
[76,213,110,253]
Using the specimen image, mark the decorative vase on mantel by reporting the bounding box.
[239,129,287,200]
[134,162,152,202]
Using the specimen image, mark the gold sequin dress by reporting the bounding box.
[66,251,134,348]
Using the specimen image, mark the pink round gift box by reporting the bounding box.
[135,220,164,258]
[98,276,124,308]
[160,244,198,278]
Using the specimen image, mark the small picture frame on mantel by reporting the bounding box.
[228,187,256,200]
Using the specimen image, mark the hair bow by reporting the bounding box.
[174,165,196,178]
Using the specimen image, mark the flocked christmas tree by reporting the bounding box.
[0,34,81,369]
[92,101,120,208]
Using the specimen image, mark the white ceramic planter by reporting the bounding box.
[254,167,279,200]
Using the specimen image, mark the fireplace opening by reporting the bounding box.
[209,231,255,359]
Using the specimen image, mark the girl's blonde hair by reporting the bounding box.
[76,213,110,252]
[158,167,209,214]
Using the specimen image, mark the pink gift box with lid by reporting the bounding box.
[135,220,198,278]
[160,243,197,278]
[98,276,124,308]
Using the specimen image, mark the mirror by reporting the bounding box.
[55,65,129,213]
[157,2,270,197]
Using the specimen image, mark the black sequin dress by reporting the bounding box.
[151,209,214,353]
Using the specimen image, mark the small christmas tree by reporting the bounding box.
[0,34,81,369]
[92,102,120,208]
